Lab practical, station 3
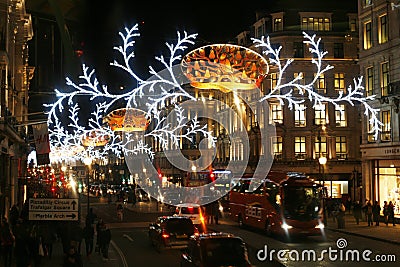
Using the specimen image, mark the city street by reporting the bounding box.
[32,196,400,267]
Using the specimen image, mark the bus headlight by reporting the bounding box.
[281,223,293,230]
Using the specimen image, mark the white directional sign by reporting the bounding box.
[28,198,79,221]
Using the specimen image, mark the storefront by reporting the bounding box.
[361,145,400,218]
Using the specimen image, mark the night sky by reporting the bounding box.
[81,0,277,84]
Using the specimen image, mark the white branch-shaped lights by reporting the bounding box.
[252,32,382,139]
[45,24,381,164]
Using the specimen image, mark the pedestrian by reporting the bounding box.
[70,223,83,255]
[345,197,352,214]
[362,199,369,222]
[9,203,19,230]
[366,200,373,226]
[353,200,362,225]
[337,203,346,229]
[13,219,31,267]
[387,201,396,226]
[83,223,95,257]
[42,222,57,258]
[372,200,381,226]
[63,245,83,267]
[98,223,111,260]
[383,201,389,225]
[213,201,220,225]
[0,220,15,267]
[117,203,124,221]
[86,208,98,227]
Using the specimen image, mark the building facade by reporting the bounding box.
[153,0,363,203]
[358,0,400,217]
[0,0,33,220]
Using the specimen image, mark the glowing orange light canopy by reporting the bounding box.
[103,108,149,132]
[81,130,110,147]
[181,44,269,93]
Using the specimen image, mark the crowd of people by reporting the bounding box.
[325,197,397,229]
[0,204,112,267]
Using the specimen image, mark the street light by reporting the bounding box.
[319,156,327,226]
[84,157,92,216]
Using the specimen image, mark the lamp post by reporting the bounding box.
[84,157,92,216]
[319,156,327,226]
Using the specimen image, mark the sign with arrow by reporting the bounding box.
[28,198,79,221]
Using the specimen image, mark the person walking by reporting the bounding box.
[366,200,373,226]
[98,223,111,260]
[353,200,362,225]
[383,201,389,225]
[337,203,346,229]
[372,200,381,226]
[0,220,15,267]
[117,203,124,221]
[83,223,95,257]
[387,201,396,226]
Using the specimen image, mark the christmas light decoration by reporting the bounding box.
[43,23,381,206]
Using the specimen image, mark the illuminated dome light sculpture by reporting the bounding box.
[103,108,149,132]
[81,130,110,147]
[181,44,269,93]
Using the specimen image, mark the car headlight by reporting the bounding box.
[281,223,293,230]
[315,223,325,229]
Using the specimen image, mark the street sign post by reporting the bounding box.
[28,198,79,221]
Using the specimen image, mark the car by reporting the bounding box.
[135,188,149,202]
[180,232,252,267]
[174,203,205,228]
[148,216,199,252]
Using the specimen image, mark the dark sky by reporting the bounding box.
[81,0,277,83]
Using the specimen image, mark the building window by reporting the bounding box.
[378,14,388,44]
[293,42,304,58]
[315,73,326,94]
[295,136,307,160]
[272,136,283,159]
[270,103,283,124]
[293,72,305,94]
[301,17,330,31]
[333,43,344,58]
[335,136,347,160]
[334,73,345,93]
[364,21,372,50]
[315,103,328,125]
[294,104,306,127]
[366,67,374,96]
[367,116,376,142]
[335,104,347,127]
[350,18,357,32]
[273,18,283,31]
[268,72,279,94]
[256,25,264,39]
[381,62,390,97]
[315,135,327,158]
[364,0,372,7]
[381,110,391,141]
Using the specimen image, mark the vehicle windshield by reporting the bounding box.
[201,238,247,266]
[282,186,322,220]
[165,218,194,233]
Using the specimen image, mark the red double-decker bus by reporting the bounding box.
[229,171,326,237]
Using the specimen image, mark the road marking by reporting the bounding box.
[123,234,133,242]
[111,240,128,267]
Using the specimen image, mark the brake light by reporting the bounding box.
[161,229,169,239]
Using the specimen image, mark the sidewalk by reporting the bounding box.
[325,213,400,245]
[15,232,122,267]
